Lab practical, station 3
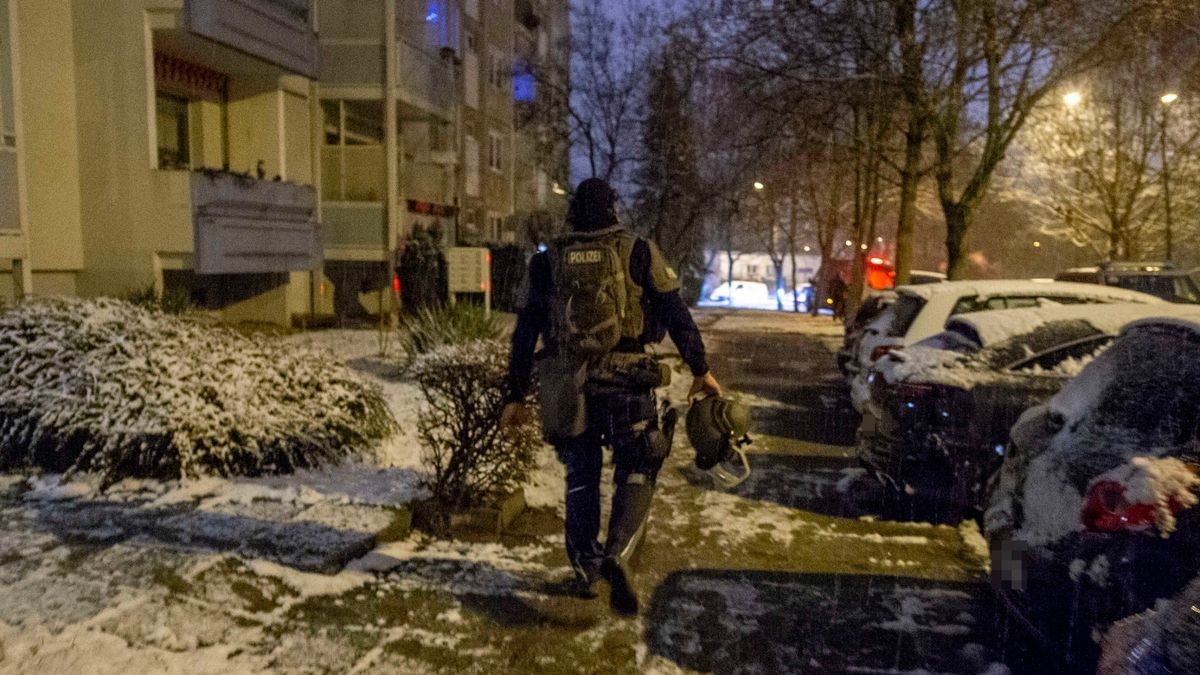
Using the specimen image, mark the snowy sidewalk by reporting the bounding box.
[0,322,1003,674]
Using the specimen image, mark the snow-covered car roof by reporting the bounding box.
[878,303,1200,389]
[945,303,1200,348]
[894,279,1165,304]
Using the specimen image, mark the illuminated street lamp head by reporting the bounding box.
[753,181,765,191]
[844,239,853,247]
[1063,91,1082,108]
[1162,92,1179,105]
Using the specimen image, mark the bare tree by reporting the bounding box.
[1012,37,1200,261]
[923,0,1173,278]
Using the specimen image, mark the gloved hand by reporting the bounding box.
[688,371,722,401]
[500,402,532,437]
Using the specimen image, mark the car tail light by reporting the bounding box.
[871,344,899,362]
[1081,480,1188,533]
[894,382,934,399]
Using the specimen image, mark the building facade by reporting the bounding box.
[1,0,567,321]
[0,0,323,323]
[315,0,568,316]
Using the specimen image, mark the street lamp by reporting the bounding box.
[1161,92,1179,260]
[753,181,765,191]
[1063,91,1083,108]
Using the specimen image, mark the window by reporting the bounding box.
[745,265,759,276]
[487,211,503,241]
[0,0,15,148]
[464,135,480,196]
[488,48,508,90]
[488,131,502,172]
[885,295,927,338]
[156,94,190,170]
[463,33,479,109]
[513,59,535,102]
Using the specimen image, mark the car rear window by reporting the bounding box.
[982,320,1103,369]
[1066,323,1200,449]
[1108,274,1177,301]
[886,295,926,337]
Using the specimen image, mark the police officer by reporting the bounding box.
[500,178,721,616]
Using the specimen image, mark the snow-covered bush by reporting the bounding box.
[397,303,501,370]
[0,298,396,485]
[411,339,539,508]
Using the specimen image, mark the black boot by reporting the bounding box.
[600,556,638,616]
[566,562,601,599]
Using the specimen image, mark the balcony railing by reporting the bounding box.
[397,39,456,117]
[191,171,320,274]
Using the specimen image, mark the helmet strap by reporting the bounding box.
[707,436,752,489]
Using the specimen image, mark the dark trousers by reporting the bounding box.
[555,387,664,577]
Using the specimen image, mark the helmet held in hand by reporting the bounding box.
[686,395,752,488]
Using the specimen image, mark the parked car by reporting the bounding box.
[838,291,898,376]
[847,280,1164,412]
[858,303,1197,512]
[707,280,771,305]
[1056,261,1200,304]
[985,311,1200,669]
[838,272,946,374]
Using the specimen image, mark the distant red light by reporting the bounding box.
[392,275,401,296]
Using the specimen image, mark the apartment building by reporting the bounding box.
[509,0,569,245]
[315,0,567,316]
[0,0,322,323]
[0,0,567,320]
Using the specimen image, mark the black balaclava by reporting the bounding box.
[568,178,619,232]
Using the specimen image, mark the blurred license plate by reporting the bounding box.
[991,539,1029,592]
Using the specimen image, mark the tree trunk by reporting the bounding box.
[726,249,735,306]
[773,260,785,310]
[944,204,970,279]
[895,137,922,285]
[893,0,923,286]
[789,248,799,312]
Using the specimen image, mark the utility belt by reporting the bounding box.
[587,351,672,392]
[538,349,671,443]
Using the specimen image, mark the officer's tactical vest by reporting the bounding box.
[548,226,645,356]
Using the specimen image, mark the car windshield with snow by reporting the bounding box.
[985,310,1200,668]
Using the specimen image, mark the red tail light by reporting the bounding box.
[1081,480,1187,533]
[893,381,935,399]
[871,344,899,362]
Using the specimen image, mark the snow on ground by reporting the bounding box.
[694,307,845,337]
[0,320,1003,673]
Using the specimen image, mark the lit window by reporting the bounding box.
[156,94,190,170]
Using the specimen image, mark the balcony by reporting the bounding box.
[397,39,456,119]
[191,171,320,274]
[184,0,318,78]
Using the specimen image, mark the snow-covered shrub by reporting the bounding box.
[0,298,396,486]
[411,339,538,508]
[397,303,501,370]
